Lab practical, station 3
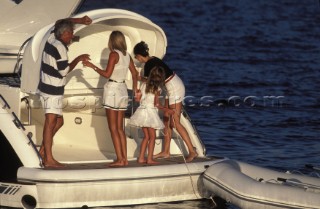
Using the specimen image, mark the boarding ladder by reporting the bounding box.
[0,94,43,167]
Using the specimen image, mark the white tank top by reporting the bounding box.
[109,49,130,82]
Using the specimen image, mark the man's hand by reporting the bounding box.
[78,54,91,62]
[81,15,92,25]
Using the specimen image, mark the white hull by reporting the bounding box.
[0,91,216,208]
[1,157,224,209]
[203,160,320,209]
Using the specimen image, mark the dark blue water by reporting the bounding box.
[80,1,320,208]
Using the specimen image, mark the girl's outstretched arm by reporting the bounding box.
[154,91,174,115]
[82,51,118,78]
[128,56,139,93]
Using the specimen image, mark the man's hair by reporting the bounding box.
[53,19,74,39]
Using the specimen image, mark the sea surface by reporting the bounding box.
[10,1,318,209]
[79,0,320,208]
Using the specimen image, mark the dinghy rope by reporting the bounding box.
[171,112,200,199]
[257,176,320,192]
[170,107,227,205]
[282,165,320,178]
[277,177,320,190]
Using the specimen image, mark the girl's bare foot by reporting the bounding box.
[146,160,160,165]
[186,151,198,162]
[137,158,146,164]
[154,152,170,159]
[108,160,125,167]
[124,159,129,166]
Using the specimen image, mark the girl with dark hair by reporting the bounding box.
[133,41,198,162]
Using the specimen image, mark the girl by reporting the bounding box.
[83,31,138,167]
[133,41,198,162]
[129,66,174,165]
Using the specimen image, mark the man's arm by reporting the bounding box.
[68,54,91,73]
[55,15,92,26]
[69,15,92,25]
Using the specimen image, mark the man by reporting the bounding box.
[38,16,92,168]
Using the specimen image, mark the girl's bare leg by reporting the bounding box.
[146,128,159,165]
[154,99,171,159]
[170,102,198,162]
[106,109,125,167]
[117,110,128,165]
[138,128,149,163]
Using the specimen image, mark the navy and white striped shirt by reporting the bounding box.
[38,33,70,96]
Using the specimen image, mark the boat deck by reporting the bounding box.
[44,156,222,170]
[15,156,224,184]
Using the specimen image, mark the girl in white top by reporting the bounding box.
[129,66,174,164]
[83,31,138,167]
[102,49,130,110]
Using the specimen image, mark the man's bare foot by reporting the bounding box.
[154,152,170,159]
[108,160,125,167]
[186,151,198,162]
[146,159,160,165]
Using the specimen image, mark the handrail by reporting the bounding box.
[21,96,32,125]
[14,37,32,79]
[12,111,43,167]
[12,111,26,130]
[26,132,43,167]
[1,94,43,167]
[0,94,11,109]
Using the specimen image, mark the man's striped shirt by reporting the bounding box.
[38,33,69,96]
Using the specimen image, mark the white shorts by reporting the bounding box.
[165,74,185,105]
[103,81,128,110]
[39,93,64,116]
